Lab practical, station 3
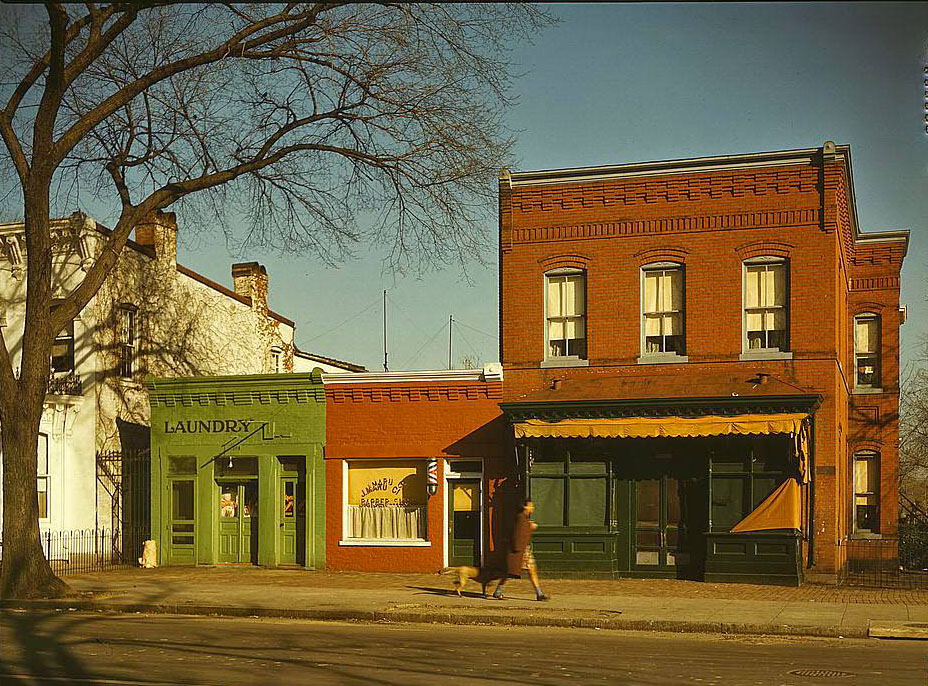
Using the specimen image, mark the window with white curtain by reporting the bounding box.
[744,260,789,352]
[546,272,586,359]
[854,314,881,388]
[853,451,880,534]
[642,265,684,355]
[37,433,48,520]
[345,461,428,540]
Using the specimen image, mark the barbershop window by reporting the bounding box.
[854,314,881,389]
[38,433,49,519]
[853,451,880,535]
[345,461,428,541]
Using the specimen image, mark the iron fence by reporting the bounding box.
[38,526,148,576]
[840,534,928,589]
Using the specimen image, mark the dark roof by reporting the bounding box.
[294,347,366,372]
[501,369,822,419]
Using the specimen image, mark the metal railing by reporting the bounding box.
[47,372,82,395]
[37,526,147,576]
[841,534,928,589]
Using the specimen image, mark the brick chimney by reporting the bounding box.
[231,262,269,311]
[134,211,177,265]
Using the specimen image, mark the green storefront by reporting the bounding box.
[503,395,819,586]
[148,373,326,568]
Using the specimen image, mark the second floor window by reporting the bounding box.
[270,347,283,373]
[546,272,586,359]
[854,314,880,388]
[642,266,684,355]
[117,306,136,379]
[51,319,75,373]
[744,259,788,352]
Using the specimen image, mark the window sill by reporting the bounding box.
[540,358,589,368]
[338,539,431,547]
[849,532,882,540]
[637,354,688,365]
[852,387,884,395]
[739,351,793,362]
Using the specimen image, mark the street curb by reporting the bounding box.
[0,599,869,640]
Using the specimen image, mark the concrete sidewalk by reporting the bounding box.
[5,567,928,640]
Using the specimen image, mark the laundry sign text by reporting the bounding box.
[164,419,256,434]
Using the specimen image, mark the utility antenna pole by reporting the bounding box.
[383,289,389,372]
[448,314,453,370]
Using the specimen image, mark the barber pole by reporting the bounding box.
[427,458,439,496]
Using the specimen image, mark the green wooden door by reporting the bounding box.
[168,479,196,564]
[448,479,481,566]
[218,481,257,563]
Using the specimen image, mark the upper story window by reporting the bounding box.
[642,264,684,356]
[854,314,881,389]
[853,450,880,535]
[51,319,75,374]
[270,347,283,374]
[38,433,48,520]
[744,259,789,353]
[545,271,586,360]
[117,305,137,379]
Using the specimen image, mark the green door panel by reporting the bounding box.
[449,479,481,567]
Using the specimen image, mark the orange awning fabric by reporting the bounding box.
[513,413,808,440]
[730,478,801,533]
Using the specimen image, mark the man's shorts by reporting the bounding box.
[521,547,537,573]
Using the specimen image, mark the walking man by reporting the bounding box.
[492,499,549,601]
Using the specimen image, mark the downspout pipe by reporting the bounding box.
[807,415,816,569]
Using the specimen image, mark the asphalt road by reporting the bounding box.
[1,610,926,686]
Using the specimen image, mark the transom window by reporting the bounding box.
[545,272,586,359]
[853,451,880,534]
[117,305,136,379]
[744,259,789,352]
[854,314,881,388]
[642,265,684,355]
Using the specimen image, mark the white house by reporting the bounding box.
[0,210,361,539]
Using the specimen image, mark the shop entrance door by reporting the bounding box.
[632,457,705,578]
[279,473,306,566]
[218,480,258,564]
[448,479,481,567]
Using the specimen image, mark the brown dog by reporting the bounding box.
[438,566,506,597]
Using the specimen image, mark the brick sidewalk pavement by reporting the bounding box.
[63,566,928,606]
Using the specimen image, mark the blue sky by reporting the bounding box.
[176,3,928,372]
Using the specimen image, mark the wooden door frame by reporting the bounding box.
[443,459,484,567]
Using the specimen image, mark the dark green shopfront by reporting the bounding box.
[148,373,326,568]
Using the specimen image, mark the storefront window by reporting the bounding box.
[529,450,608,529]
[345,461,428,540]
[710,436,790,532]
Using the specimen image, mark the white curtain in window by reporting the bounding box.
[746,264,786,308]
[347,504,426,539]
[855,318,878,354]
[547,278,562,318]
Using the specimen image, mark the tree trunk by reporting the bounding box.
[0,402,70,598]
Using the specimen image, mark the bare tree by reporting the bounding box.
[901,356,928,511]
[0,3,551,598]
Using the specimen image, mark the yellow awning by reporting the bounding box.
[513,413,808,440]
[730,478,801,532]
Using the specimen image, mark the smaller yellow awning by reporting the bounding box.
[730,478,801,533]
[514,413,808,440]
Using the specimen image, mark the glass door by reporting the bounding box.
[634,475,683,568]
[448,479,481,566]
[218,481,258,563]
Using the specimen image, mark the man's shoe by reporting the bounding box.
[536,592,550,602]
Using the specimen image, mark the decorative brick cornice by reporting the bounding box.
[849,276,900,292]
[851,243,906,267]
[150,387,325,407]
[511,166,819,215]
[325,383,502,404]
[509,209,819,245]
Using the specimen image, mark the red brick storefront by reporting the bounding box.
[323,368,512,572]
[499,143,906,583]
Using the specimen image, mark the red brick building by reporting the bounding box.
[498,143,907,584]
[323,367,511,572]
